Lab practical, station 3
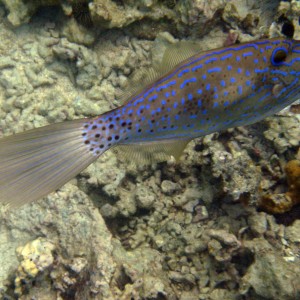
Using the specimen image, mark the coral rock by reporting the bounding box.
[260,160,300,214]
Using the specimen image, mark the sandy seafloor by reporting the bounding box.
[0,0,299,299]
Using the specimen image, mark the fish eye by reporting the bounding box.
[271,47,288,66]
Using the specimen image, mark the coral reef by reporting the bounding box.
[260,159,300,214]
[0,0,279,40]
[0,0,299,299]
[15,238,55,296]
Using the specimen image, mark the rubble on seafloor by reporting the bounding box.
[259,159,300,214]
[0,1,299,300]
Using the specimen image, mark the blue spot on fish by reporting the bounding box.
[149,94,158,102]
[220,53,232,61]
[197,89,203,94]
[205,57,218,64]
[255,68,268,73]
[258,91,271,102]
[243,52,253,57]
[224,101,230,107]
[237,86,243,95]
[143,87,155,98]
[188,93,193,101]
[192,64,203,72]
[207,67,222,74]
[206,84,211,91]
[133,98,144,106]
[220,80,226,87]
[227,65,233,71]
[178,68,190,78]
[230,77,236,84]
[213,102,218,108]
[180,77,197,89]
[271,70,288,76]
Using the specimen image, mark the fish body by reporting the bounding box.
[84,38,300,155]
[1,37,300,206]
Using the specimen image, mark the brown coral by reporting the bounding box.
[259,160,300,214]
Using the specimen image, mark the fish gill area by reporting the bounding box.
[0,0,299,299]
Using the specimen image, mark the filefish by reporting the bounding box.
[1,37,300,207]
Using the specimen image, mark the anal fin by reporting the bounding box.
[113,139,191,165]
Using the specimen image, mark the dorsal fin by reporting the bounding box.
[117,40,202,104]
[113,139,191,165]
[116,66,161,103]
[156,41,202,74]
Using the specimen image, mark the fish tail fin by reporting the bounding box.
[0,119,100,208]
